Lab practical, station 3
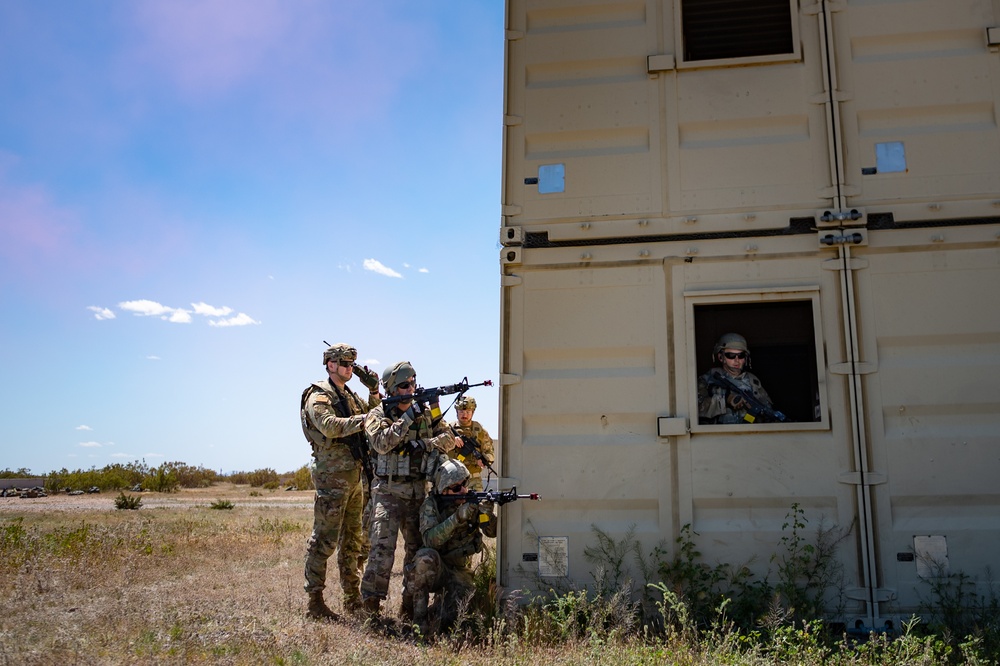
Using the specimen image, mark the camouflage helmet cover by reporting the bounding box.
[434,458,471,493]
[323,343,358,366]
[456,396,477,412]
[382,360,416,393]
[713,332,749,356]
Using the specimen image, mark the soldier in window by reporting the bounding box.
[698,333,781,424]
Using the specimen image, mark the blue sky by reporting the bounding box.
[0,1,505,475]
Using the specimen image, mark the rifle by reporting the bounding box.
[383,378,493,415]
[705,373,787,423]
[449,424,499,480]
[437,486,540,506]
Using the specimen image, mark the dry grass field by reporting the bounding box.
[0,484,548,666]
[2,485,992,665]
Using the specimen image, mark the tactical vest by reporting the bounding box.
[373,406,442,480]
[300,381,367,472]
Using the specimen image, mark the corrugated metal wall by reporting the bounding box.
[499,0,1000,627]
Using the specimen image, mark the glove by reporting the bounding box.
[456,502,478,523]
[354,364,380,392]
[479,500,496,516]
[726,393,746,410]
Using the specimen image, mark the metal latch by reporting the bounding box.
[820,209,863,223]
[820,232,864,246]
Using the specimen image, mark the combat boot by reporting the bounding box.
[343,593,363,615]
[399,591,414,622]
[361,595,381,617]
[306,591,340,621]
[412,592,430,635]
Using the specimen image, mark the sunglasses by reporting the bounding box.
[336,360,354,368]
[447,483,466,493]
[396,381,415,390]
[722,352,748,360]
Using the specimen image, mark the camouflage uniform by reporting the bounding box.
[697,332,774,425]
[360,362,456,615]
[405,461,497,633]
[450,420,495,491]
[697,366,773,423]
[301,349,379,612]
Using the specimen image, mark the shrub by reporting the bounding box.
[114,492,142,510]
[209,499,235,510]
[246,468,279,488]
[44,462,149,493]
[144,465,179,493]
[289,464,314,491]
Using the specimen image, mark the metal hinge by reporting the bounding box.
[501,226,523,247]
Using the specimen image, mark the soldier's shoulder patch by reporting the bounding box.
[313,394,332,405]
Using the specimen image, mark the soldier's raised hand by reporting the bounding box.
[354,364,380,392]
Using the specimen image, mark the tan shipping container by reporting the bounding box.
[498,0,1000,630]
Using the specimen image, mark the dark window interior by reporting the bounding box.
[681,0,795,62]
[695,300,820,423]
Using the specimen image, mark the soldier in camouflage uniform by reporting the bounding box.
[697,332,774,424]
[404,458,497,635]
[300,343,381,619]
[360,361,459,619]
[450,396,495,491]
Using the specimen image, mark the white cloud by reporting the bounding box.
[75,425,92,431]
[208,312,260,327]
[144,453,164,458]
[87,306,116,320]
[119,299,192,323]
[117,298,257,326]
[361,358,380,367]
[191,302,233,317]
[147,355,161,361]
[79,441,102,448]
[119,299,173,316]
[363,258,403,278]
[418,268,429,273]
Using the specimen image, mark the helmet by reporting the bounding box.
[323,343,357,366]
[434,458,471,493]
[713,333,749,356]
[382,361,416,393]
[456,396,477,412]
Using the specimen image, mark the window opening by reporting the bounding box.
[681,0,796,64]
[694,300,819,424]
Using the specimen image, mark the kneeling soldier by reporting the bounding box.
[404,459,497,634]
